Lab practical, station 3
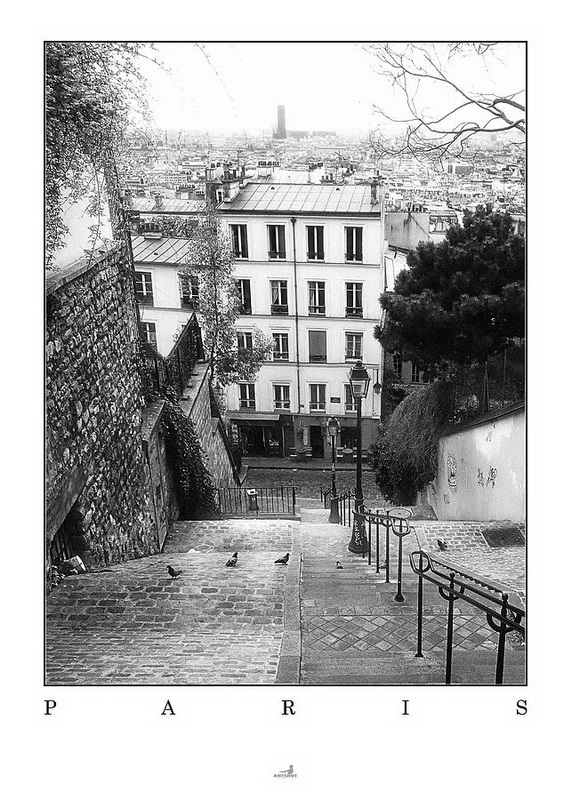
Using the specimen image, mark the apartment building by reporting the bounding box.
[221,181,385,459]
[129,180,386,459]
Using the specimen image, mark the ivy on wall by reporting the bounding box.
[161,388,220,520]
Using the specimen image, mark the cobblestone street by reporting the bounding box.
[46,501,525,685]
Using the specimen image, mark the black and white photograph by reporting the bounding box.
[44,39,527,689]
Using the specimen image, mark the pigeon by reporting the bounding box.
[275,553,290,565]
[437,539,448,551]
[335,561,343,569]
[226,552,238,567]
[167,565,183,579]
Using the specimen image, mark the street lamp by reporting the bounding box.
[347,360,371,554]
[327,417,341,523]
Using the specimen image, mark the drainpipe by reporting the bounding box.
[290,217,302,416]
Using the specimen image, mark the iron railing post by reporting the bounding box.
[445,573,456,685]
[415,551,425,658]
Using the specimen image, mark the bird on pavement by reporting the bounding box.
[275,553,290,565]
[167,565,183,579]
[226,552,238,567]
[437,539,448,551]
[335,561,343,569]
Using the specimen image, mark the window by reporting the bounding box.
[344,384,357,412]
[345,332,363,361]
[309,384,326,412]
[345,227,363,262]
[230,224,248,258]
[268,225,286,259]
[346,282,363,317]
[392,352,403,379]
[273,384,290,410]
[237,331,253,351]
[270,280,288,314]
[308,281,326,315]
[141,321,157,349]
[237,278,252,314]
[239,383,255,409]
[411,363,423,383]
[307,225,324,260]
[135,272,154,305]
[180,274,199,309]
[308,330,327,362]
[272,333,289,361]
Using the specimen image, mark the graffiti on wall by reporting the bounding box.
[447,454,457,488]
[487,467,498,488]
[477,468,485,487]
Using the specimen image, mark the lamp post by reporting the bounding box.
[327,417,341,523]
[347,360,371,554]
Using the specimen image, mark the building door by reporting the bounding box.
[309,425,324,458]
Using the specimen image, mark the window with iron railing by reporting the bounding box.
[270,280,288,315]
[273,384,291,410]
[309,383,326,412]
[392,352,403,379]
[180,274,199,309]
[230,224,249,258]
[346,282,363,317]
[239,383,256,409]
[308,281,326,315]
[135,271,154,305]
[268,224,286,259]
[345,226,363,262]
[308,330,327,362]
[141,321,157,349]
[345,333,363,361]
[272,332,289,361]
[237,331,253,351]
[344,383,357,412]
[307,225,324,260]
[236,278,252,314]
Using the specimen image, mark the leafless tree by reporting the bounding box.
[366,43,525,166]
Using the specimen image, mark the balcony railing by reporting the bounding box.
[268,250,286,259]
[142,312,204,398]
[309,401,326,411]
[345,306,363,318]
[271,304,289,315]
[308,305,326,315]
[273,351,289,361]
[307,251,324,260]
[217,486,297,517]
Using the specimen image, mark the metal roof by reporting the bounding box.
[130,198,206,215]
[222,183,380,215]
[131,235,191,265]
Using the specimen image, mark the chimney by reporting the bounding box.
[153,192,163,209]
[370,178,379,206]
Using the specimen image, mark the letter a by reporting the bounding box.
[161,700,176,716]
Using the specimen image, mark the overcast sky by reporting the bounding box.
[139,42,525,137]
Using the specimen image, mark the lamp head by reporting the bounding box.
[327,416,340,436]
[348,360,371,399]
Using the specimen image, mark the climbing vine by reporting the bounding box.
[161,388,220,520]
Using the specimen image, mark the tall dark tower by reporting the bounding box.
[277,105,286,139]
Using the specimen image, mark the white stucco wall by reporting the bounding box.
[428,405,525,522]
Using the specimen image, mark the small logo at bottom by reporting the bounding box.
[274,764,297,778]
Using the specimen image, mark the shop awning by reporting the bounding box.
[230,412,280,422]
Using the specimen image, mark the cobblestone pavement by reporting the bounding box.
[46,520,298,685]
[300,508,526,685]
[244,467,383,499]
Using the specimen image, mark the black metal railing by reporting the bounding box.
[409,550,526,685]
[352,507,414,601]
[217,486,297,517]
[142,313,204,398]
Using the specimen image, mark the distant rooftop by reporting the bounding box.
[222,182,381,215]
[131,235,191,265]
[130,198,206,215]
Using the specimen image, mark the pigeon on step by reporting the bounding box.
[275,553,290,565]
[226,552,238,567]
[167,565,183,579]
[335,561,343,569]
[437,539,448,551]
